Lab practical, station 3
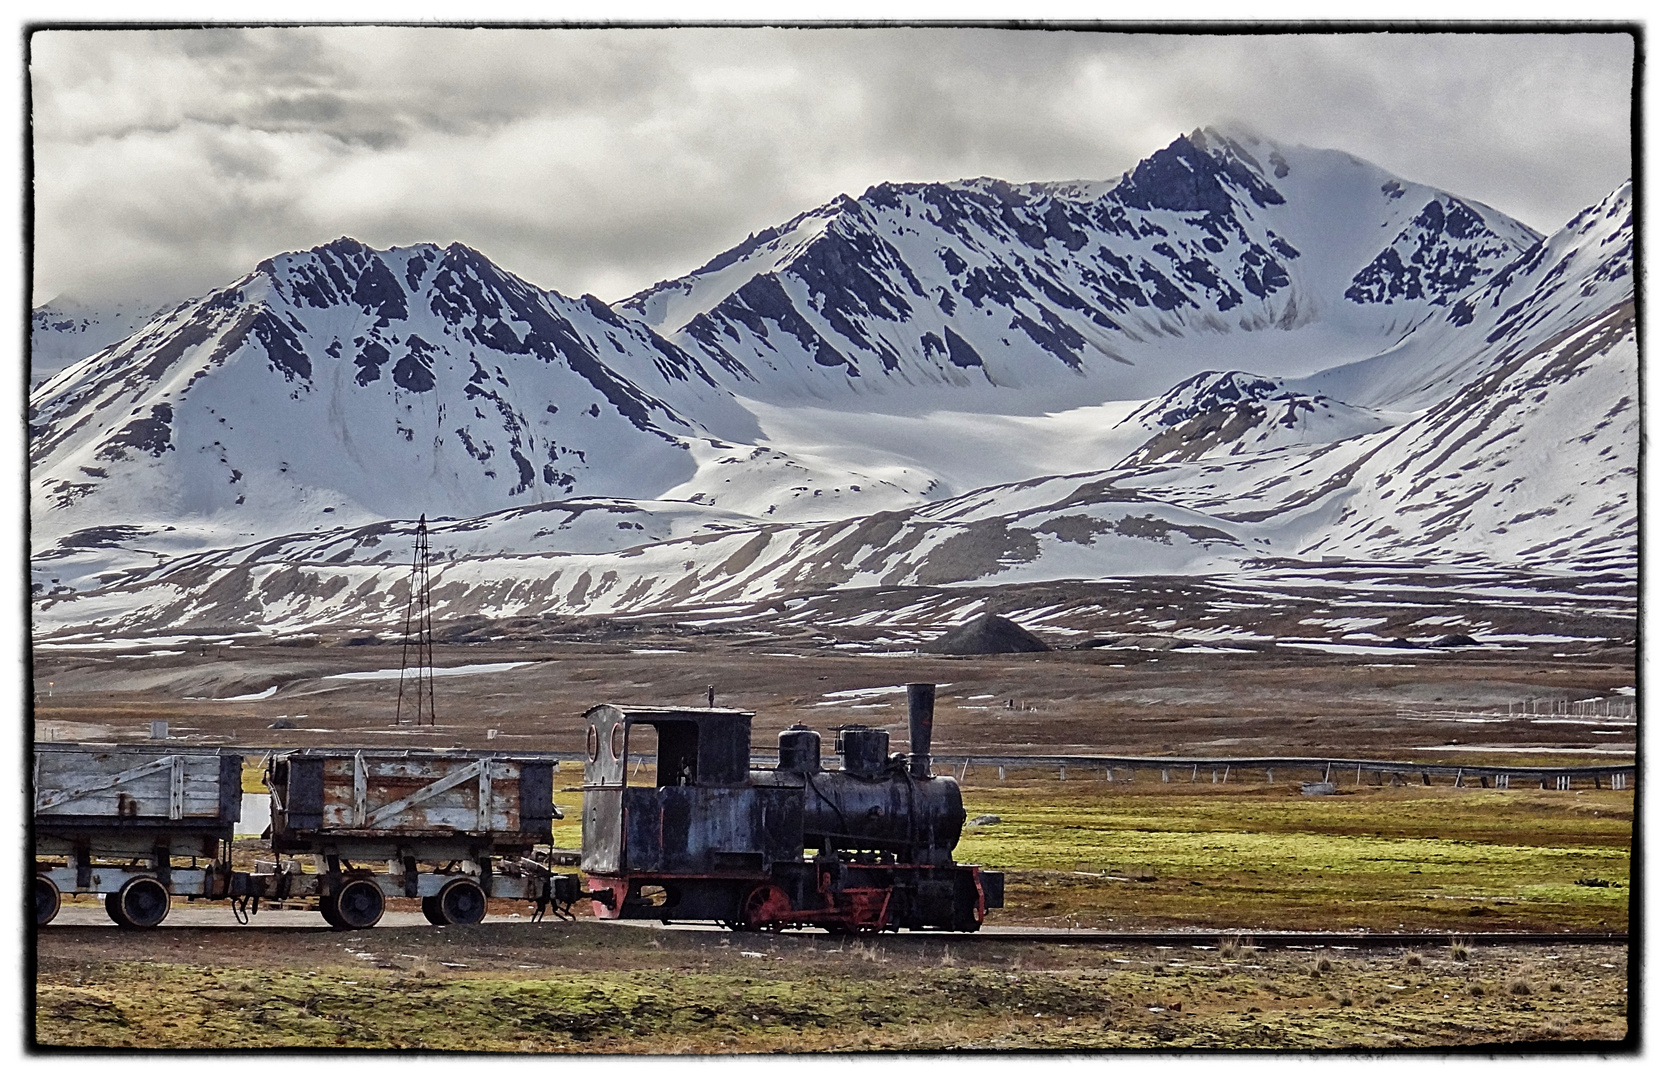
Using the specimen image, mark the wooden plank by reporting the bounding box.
[37,775,227,799]
[364,760,466,780]
[353,752,367,827]
[170,755,184,820]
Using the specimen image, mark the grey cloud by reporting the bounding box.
[30,27,1634,311]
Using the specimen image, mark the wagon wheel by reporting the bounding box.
[36,875,60,927]
[332,880,386,930]
[318,891,346,928]
[421,893,448,926]
[109,877,170,929]
[738,884,792,932]
[437,879,487,926]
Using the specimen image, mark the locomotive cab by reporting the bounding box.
[581,705,804,919]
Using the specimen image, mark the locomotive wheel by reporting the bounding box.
[110,877,170,929]
[318,891,345,928]
[738,884,792,932]
[421,894,448,926]
[36,876,60,927]
[332,880,386,930]
[437,879,487,926]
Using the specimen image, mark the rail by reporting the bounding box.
[620,924,1630,948]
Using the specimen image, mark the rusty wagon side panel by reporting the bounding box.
[270,751,553,860]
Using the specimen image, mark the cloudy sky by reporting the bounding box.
[28,26,1636,309]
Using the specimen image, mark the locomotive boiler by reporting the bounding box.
[581,683,1003,932]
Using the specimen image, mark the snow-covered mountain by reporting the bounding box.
[1306,185,1637,569]
[31,296,172,387]
[29,238,935,594]
[621,127,1541,405]
[1099,180,1636,571]
[1113,371,1401,468]
[1295,181,1635,410]
[28,132,1634,640]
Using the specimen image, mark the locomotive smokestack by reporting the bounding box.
[907,682,935,779]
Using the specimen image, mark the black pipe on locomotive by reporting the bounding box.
[581,682,1003,932]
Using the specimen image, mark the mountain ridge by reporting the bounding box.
[28,133,1633,640]
[619,127,1542,405]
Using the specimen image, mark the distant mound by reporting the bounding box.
[928,613,1051,655]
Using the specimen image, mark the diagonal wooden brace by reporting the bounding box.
[35,756,180,815]
[364,757,490,828]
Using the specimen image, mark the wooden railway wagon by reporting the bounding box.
[262,749,577,928]
[34,746,243,928]
[33,746,579,930]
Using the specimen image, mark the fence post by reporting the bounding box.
[998,766,1006,780]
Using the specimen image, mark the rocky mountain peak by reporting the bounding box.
[1114,131,1285,214]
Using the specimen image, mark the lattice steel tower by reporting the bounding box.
[396,514,437,726]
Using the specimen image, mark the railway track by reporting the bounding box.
[636,923,1629,948]
[38,907,1629,949]
[880,929,1628,948]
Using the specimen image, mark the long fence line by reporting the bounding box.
[34,743,1636,792]
[1396,697,1637,723]
[613,751,1635,792]
[914,754,1634,791]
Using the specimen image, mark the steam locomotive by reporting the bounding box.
[582,683,1003,932]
